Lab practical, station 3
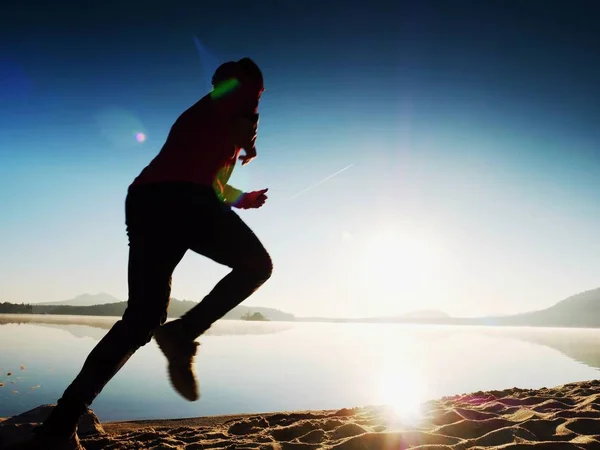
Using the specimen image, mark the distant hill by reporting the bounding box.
[32,302,128,317]
[296,309,451,324]
[222,305,295,321]
[4,287,600,329]
[295,288,600,328]
[486,287,600,328]
[26,297,296,321]
[37,293,121,307]
[0,302,32,314]
[396,309,450,319]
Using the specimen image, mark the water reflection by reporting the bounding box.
[0,314,294,340]
[2,315,600,372]
[2,315,600,421]
[459,326,600,372]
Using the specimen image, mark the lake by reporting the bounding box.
[2,314,600,423]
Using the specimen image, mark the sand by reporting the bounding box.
[3,380,600,449]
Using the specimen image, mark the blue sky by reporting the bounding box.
[1,0,599,317]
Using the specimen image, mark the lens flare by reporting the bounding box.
[378,365,425,426]
[193,36,220,92]
[95,107,146,148]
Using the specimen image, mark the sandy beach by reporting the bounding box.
[3,380,600,449]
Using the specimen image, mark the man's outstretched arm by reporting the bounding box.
[223,185,268,209]
[222,184,244,206]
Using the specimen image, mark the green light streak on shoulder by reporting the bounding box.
[210,78,240,99]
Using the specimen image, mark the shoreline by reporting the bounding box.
[3,380,600,449]
[4,312,600,332]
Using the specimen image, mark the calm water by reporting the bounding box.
[1,314,600,422]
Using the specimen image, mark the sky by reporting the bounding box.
[1,0,599,318]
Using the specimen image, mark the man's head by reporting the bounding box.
[211,58,264,119]
[212,58,263,93]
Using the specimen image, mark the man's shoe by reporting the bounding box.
[154,324,200,401]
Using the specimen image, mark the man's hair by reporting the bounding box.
[212,58,263,90]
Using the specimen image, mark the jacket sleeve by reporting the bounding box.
[212,165,244,206]
[222,184,244,205]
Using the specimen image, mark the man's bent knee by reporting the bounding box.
[257,254,273,282]
[244,250,273,284]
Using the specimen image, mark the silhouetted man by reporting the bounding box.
[19,58,272,450]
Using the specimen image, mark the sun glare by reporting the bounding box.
[378,365,425,425]
[358,230,441,296]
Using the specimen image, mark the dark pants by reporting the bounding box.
[45,182,273,434]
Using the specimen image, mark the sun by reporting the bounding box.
[357,230,441,296]
[363,232,435,270]
[378,365,425,425]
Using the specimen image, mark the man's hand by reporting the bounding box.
[238,146,257,166]
[235,188,268,209]
[230,117,258,166]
